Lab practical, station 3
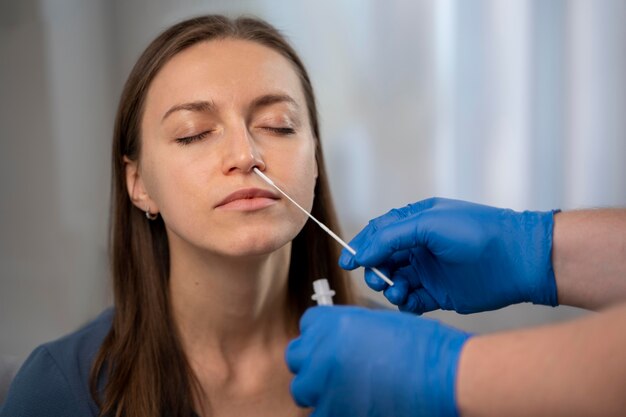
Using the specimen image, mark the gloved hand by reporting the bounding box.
[339,197,559,314]
[286,306,471,417]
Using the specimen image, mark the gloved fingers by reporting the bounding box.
[289,346,336,407]
[339,202,433,269]
[363,249,423,292]
[394,247,430,281]
[342,249,412,279]
[399,288,439,314]
[382,260,426,304]
[342,198,458,269]
[339,223,381,269]
[285,338,306,374]
[290,372,319,408]
[386,249,413,269]
[289,308,334,407]
[339,226,380,269]
[356,212,434,267]
[364,264,392,291]
[382,274,409,305]
[338,247,360,270]
[298,305,330,333]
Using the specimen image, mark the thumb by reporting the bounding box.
[356,212,434,267]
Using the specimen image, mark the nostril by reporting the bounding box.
[250,160,266,173]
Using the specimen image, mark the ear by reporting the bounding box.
[124,156,159,214]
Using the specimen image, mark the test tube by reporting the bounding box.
[311,278,336,306]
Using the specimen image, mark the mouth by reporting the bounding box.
[215,187,281,211]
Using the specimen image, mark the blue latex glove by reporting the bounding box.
[286,306,471,417]
[339,197,559,314]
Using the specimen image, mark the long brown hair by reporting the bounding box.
[90,14,356,417]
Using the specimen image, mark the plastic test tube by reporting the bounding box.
[312,278,335,306]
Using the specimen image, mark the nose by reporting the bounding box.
[221,124,266,175]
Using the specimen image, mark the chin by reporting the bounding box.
[220,240,290,258]
[217,229,296,258]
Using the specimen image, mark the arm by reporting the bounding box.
[340,198,626,313]
[552,209,626,309]
[457,301,626,417]
[286,304,626,417]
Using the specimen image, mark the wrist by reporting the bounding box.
[519,209,559,307]
[426,323,472,417]
[455,335,484,417]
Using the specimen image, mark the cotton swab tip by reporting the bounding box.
[253,167,275,185]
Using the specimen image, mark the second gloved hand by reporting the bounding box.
[286,306,471,417]
[339,198,559,314]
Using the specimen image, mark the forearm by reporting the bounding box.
[552,209,626,309]
[456,302,626,417]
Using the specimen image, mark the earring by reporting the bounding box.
[145,206,158,220]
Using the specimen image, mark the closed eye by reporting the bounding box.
[175,130,213,146]
[262,127,296,135]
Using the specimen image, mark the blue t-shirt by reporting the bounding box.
[0,308,113,416]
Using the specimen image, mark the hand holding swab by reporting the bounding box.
[253,168,394,287]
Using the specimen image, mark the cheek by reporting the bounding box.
[287,144,318,213]
[140,151,171,204]
[140,149,206,214]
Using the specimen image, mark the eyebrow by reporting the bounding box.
[250,94,299,112]
[162,100,216,122]
[161,94,299,123]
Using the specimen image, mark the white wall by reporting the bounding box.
[0,0,113,358]
[1,0,624,359]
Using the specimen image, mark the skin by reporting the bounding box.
[457,209,626,417]
[551,209,626,310]
[125,39,317,417]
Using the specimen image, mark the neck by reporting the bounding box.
[168,237,294,361]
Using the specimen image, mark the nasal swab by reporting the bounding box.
[253,167,394,286]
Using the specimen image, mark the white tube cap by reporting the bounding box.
[311,278,336,306]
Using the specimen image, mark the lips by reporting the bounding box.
[215,187,280,208]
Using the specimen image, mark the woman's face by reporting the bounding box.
[131,39,318,257]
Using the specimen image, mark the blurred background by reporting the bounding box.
[1,0,625,362]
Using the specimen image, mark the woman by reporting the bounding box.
[1,15,356,417]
